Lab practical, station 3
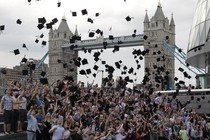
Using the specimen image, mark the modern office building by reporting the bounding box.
[186,0,210,88]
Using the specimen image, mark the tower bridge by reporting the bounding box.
[61,34,144,50]
[48,3,176,90]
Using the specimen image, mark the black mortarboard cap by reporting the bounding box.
[35,39,39,43]
[22,70,28,75]
[89,32,95,37]
[125,16,131,21]
[81,9,88,15]
[96,29,101,34]
[93,65,99,71]
[13,49,20,55]
[109,35,114,40]
[102,61,106,65]
[39,33,44,38]
[40,71,46,77]
[72,12,77,17]
[38,17,46,24]
[0,25,5,31]
[197,97,200,102]
[157,58,160,62]
[22,43,28,50]
[191,95,194,100]
[57,2,61,7]
[156,84,160,88]
[103,42,107,49]
[52,18,58,24]
[95,13,100,17]
[57,59,61,63]
[179,80,185,85]
[46,23,52,29]
[21,57,27,63]
[128,67,134,74]
[16,19,22,24]
[81,58,88,65]
[40,78,48,85]
[114,45,119,52]
[42,41,47,46]
[63,63,67,68]
[123,66,127,70]
[183,71,188,78]
[132,34,136,38]
[143,35,148,40]
[115,62,121,69]
[86,69,91,75]
[174,77,178,81]
[37,24,44,30]
[157,51,161,54]
[93,73,96,77]
[79,70,86,75]
[178,67,184,72]
[198,105,201,109]
[87,18,93,23]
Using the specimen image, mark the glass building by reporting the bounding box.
[186,0,210,88]
[186,0,210,68]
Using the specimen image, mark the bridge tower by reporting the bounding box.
[144,3,175,90]
[48,16,78,84]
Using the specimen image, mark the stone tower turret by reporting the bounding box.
[144,3,175,90]
[48,16,78,84]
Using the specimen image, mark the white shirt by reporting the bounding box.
[51,125,65,140]
[63,130,70,139]
[18,96,27,109]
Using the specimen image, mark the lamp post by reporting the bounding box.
[97,70,104,87]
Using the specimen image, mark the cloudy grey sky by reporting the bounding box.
[0,0,198,87]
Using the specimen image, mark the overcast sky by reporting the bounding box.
[0,0,198,87]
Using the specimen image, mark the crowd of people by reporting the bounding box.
[0,76,210,140]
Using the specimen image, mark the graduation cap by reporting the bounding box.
[40,78,48,85]
[95,13,99,17]
[22,43,28,50]
[87,18,93,23]
[40,71,46,77]
[81,9,88,15]
[63,63,67,68]
[40,33,44,38]
[174,77,178,81]
[93,73,96,77]
[13,49,20,55]
[125,16,132,21]
[37,24,44,30]
[35,39,39,43]
[89,32,95,37]
[42,41,47,46]
[183,71,188,78]
[46,23,52,29]
[93,65,99,71]
[102,61,106,65]
[198,104,201,109]
[30,64,36,70]
[178,67,184,72]
[57,59,62,63]
[123,66,127,70]
[157,58,160,62]
[115,62,121,69]
[109,35,114,40]
[86,69,91,75]
[22,70,28,75]
[157,51,161,54]
[96,29,102,34]
[0,25,5,31]
[38,17,46,24]
[190,95,194,101]
[128,67,134,74]
[166,36,169,40]
[57,2,61,7]
[113,45,119,52]
[132,34,136,38]
[52,18,58,24]
[72,11,77,17]
[179,80,185,85]
[103,42,107,49]
[16,19,22,24]
[81,58,88,65]
[197,97,200,102]
[143,35,148,40]
[79,70,86,75]
[21,57,27,63]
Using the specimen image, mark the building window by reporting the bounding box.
[64,33,67,38]
[156,22,158,27]
[57,33,59,38]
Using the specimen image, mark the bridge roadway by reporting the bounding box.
[61,34,144,50]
